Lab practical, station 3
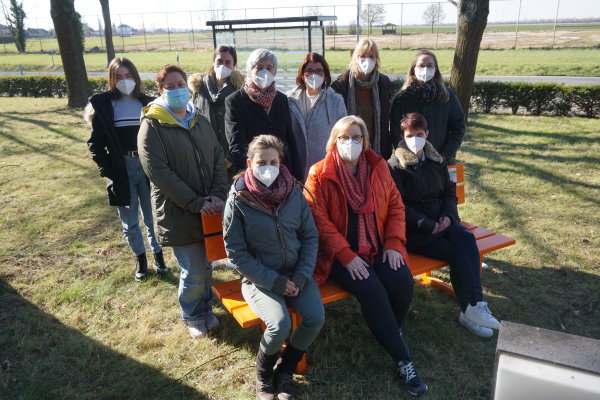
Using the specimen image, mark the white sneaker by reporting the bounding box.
[459,312,493,337]
[187,320,208,338]
[481,262,489,269]
[464,301,500,329]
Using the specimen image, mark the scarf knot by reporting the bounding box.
[244,80,277,112]
[406,81,436,104]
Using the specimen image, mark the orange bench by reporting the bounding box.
[212,164,516,373]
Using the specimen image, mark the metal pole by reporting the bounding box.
[166,12,172,51]
[141,13,148,52]
[435,2,441,50]
[356,0,361,43]
[190,11,196,49]
[333,5,336,49]
[367,3,370,38]
[551,0,561,48]
[37,19,44,52]
[321,20,325,56]
[119,14,125,51]
[514,0,522,49]
[399,3,403,49]
[308,21,312,53]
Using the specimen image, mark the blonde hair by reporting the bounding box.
[349,39,380,76]
[401,49,450,103]
[325,116,371,153]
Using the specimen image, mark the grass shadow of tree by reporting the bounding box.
[0,279,209,399]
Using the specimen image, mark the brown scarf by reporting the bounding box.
[333,149,378,262]
[244,80,277,112]
[244,164,294,211]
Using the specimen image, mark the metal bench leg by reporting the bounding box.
[415,272,456,298]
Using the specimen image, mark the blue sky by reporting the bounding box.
[18,0,600,30]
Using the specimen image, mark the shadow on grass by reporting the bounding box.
[0,278,208,400]
[4,111,82,143]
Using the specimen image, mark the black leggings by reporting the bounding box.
[330,251,414,363]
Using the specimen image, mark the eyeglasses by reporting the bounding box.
[304,68,324,75]
[337,135,363,145]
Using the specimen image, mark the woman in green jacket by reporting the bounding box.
[223,135,324,400]
[138,64,228,338]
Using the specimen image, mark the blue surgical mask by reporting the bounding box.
[163,87,189,109]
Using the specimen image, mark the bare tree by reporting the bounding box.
[360,3,385,35]
[448,0,489,118]
[306,6,321,17]
[99,0,115,66]
[423,3,446,34]
[50,0,88,108]
[207,0,228,22]
[1,0,26,52]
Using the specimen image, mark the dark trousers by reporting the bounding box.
[412,223,483,311]
[330,252,414,363]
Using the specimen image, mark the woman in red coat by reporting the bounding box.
[304,116,427,396]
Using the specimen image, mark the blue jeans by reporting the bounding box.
[172,242,213,322]
[116,156,161,256]
[242,278,325,355]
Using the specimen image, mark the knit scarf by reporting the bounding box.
[244,80,277,113]
[347,69,382,154]
[244,164,294,211]
[406,80,436,104]
[333,149,378,262]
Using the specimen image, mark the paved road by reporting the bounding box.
[2,71,599,86]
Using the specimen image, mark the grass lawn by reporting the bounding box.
[1,48,600,77]
[1,98,599,399]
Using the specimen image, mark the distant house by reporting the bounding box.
[382,23,397,35]
[26,28,50,38]
[117,24,134,36]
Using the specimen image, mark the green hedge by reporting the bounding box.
[1,75,599,118]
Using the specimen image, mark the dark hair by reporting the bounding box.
[295,52,332,89]
[400,112,429,136]
[401,49,450,103]
[107,57,143,99]
[156,65,187,91]
[208,45,238,74]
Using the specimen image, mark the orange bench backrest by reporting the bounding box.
[447,164,465,205]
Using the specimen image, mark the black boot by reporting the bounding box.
[274,344,305,400]
[153,251,169,274]
[135,253,148,281]
[255,348,279,400]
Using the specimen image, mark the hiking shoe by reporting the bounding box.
[459,312,494,338]
[398,360,428,396]
[464,301,500,329]
[135,253,148,281]
[205,313,219,331]
[187,320,208,338]
[153,251,169,274]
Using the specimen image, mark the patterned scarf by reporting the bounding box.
[347,69,382,154]
[333,149,378,262]
[406,80,436,104]
[244,80,277,113]
[244,164,294,211]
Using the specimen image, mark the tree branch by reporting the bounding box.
[447,0,459,7]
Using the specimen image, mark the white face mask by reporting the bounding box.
[116,79,136,96]
[357,57,376,75]
[405,136,426,154]
[214,64,233,80]
[337,142,362,162]
[304,74,324,90]
[253,165,279,187]
[252,69,274,89]
[414,67,436,83]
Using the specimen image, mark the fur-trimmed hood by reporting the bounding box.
[391,140,444,169]
[187,69,244,93]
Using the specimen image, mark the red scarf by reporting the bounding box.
[333,150,378,262]
[244,80,277,112]
[244,164,294,211]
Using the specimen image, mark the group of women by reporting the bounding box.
[85,38,501,399]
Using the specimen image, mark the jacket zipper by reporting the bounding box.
[274,208,288,269]
[185,132,209,196]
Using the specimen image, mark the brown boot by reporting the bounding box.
[274,344,305,400]
[255,348,278,400]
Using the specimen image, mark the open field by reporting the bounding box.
[1,47,600,77]
[1,98,599,399]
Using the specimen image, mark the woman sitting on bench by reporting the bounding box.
[388,112,500,337]
[223,135,324,400]
[304,116,427,396]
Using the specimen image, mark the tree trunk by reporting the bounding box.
[449,0,489,119]
[99,0,115,66]
[50,0,88,108]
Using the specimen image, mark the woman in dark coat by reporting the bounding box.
[85,57,168,281]
[389,49,465,163]
[331,38,393,160]
[224,48,302,180]
[388,112,500,338]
